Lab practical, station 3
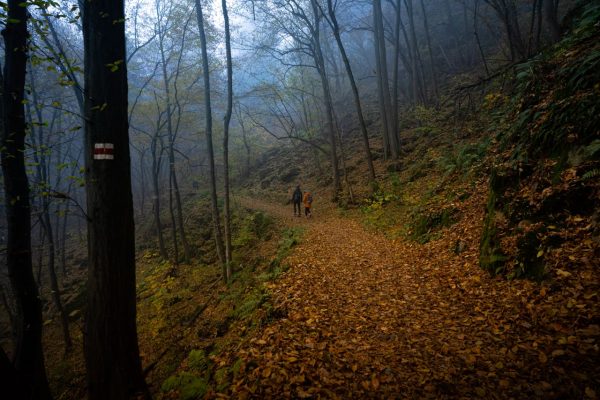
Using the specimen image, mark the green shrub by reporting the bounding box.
[273,227,303,264]
[231,358,243,378]
[505,1,600,158]
[187,349,210,371]
[439,139,490,177]
[233,211,273,248]
[214,368,230,392]
[231,290,267,320]
[410,208,458,243]
[161,372,209,400]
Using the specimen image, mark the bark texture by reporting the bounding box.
[82,0,150,398]
[1,2,52,398]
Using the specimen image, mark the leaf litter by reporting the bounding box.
[210,184,599,399]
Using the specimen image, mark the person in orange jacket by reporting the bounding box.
[303,191,313,218]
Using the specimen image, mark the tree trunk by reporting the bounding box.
[151,134,168,259]
[535,0,544,52]
[311,0,341,200]
[28,66,73,354]
[81,0,150,398]
[474,0,491,77]
[0,346,19,399]
[60,201,71,275]
[543,0,561,43]
[168,169,180,264]
[36,228,45,287]
[139,150,147,219]
[325,0,376,182]
[486,0,527,61]
[392,0,402,135]
[195,0,227,276]
[171,171,189,262]
[405,0,426,105]
[237,105,252,178]
[1,2,52,398]
[40,210,72,352]
[420,0,439,104]
[508,2,526,59]
[222,0,234,281]
[373,0,391,159]
[157,17,191,264]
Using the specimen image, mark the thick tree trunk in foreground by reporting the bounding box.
[1,2,52,398]
[82,1,150,399]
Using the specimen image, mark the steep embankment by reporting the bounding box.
[480,1,600,280]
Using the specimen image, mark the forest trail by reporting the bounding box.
[226,189,598,399]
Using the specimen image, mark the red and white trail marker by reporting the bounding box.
[93,143,114,160]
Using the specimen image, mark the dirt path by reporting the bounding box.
[227,190,599,399]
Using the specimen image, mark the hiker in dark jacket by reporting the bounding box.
[292,185,303,217]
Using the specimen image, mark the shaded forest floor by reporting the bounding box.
[30,12,600,396]
[200,190,598,399]
[38,130,599,400]
[34,143,600,399]
[35,126,600,399]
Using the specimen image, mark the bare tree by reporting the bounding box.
[155,0,192,264]
[222,0,234,281]
[374,0,399,158]
[195,0,227,279]
[543,0,561,43]
[26,75,72,353]
[484,0,527,60]
[322,0,376,182]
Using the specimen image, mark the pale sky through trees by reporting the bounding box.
[128,0,255,56]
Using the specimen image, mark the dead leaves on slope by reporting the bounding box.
[210,183,599,399]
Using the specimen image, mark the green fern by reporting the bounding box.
[582,168,600,181]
